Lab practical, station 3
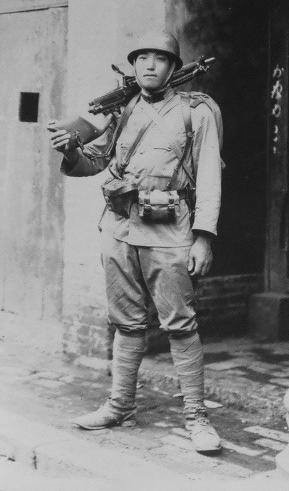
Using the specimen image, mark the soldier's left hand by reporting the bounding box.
[188,235,213,277]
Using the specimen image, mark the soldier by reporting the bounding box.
[48,31,223,454]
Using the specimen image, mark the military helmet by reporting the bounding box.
[127,30,183,70]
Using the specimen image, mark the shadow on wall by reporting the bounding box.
[166,0,268,277]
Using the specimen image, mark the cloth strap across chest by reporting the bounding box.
[132,93,195,190]
[110,92,195,189]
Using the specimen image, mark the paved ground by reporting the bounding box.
[0,313,289,489]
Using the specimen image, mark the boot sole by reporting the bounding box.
[194,444,223,454]
[72,415,136,431]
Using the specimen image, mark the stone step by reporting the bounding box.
[0,408,208,490]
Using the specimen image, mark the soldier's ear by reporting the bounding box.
[164,59,176,84]
[132,58,138,74]
[169,56,176,71]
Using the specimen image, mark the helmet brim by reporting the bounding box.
[127,48,183,70]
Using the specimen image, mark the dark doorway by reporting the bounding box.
[184,0,269,276]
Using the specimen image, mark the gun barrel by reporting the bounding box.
[204,57,216,65]
[176,60,199,73]
[176,57,215,75]
[170,56,215,83]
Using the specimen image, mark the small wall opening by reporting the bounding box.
[19,92,39,122]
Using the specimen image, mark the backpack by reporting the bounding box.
[185,91,223,150]
[173,91,224,192]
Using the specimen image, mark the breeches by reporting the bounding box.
[101,237,198,335]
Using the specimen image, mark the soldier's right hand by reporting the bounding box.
[47,121,73,153]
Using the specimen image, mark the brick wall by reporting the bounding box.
[63,273,263,357]
[197,274,264,336]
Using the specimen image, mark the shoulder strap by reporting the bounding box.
[139,95,183,161]
[166,93,195,190]
[103,93,141,165]
[117,119,153,175]
[113,95,176,177]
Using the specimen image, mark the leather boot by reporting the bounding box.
[169,332,222,453]
[185,403,222,453]
[73,330,145,430]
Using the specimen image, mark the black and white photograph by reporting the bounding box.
[0,0,289,489]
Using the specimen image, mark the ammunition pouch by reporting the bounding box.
[138,190,180,222]
[101,177,138,218]
[101,176,195,224]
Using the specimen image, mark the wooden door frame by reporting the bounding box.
[265,0,289,292]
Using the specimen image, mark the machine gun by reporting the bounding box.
[88,55,215,115]
[49,56,215,148]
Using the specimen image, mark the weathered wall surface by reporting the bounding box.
[0,7,67,320]
[62,0,168,345]
[0,1,269,355]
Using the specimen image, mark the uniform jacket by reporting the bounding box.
[61,88,222,247]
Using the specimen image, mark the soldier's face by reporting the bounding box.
[135,51,171,90]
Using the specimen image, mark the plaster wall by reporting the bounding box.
[62,0,167,328]
[0,1,268,350]
[0,7,67,320]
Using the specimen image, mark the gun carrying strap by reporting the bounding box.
[109,93,177,178]
[139,92,195,190]
[106,94,141,161]
[139,96,183,161]
[117,120,153,175]
[168,93,196,190]
[166,93,196,190]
